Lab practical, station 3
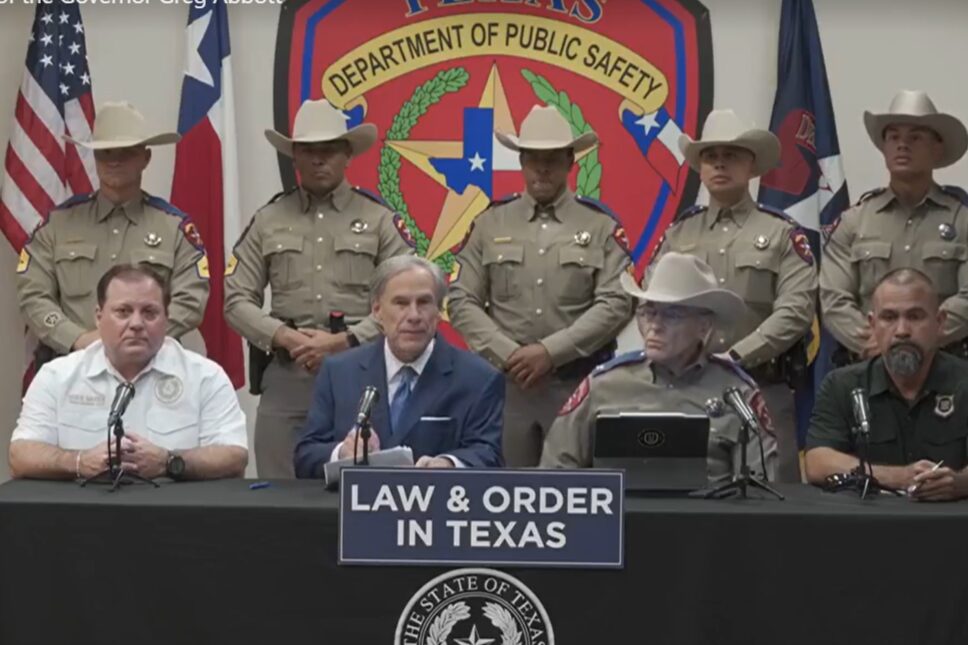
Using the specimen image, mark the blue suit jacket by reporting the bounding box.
[294,336,504,477]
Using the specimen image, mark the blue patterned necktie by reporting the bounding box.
[390,366,417,434]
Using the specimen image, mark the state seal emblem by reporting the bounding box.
[395,568,554,645]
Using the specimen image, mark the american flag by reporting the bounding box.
[0,1,97,253]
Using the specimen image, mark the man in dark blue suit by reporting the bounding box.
[294,256,504,477]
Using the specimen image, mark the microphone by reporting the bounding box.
[353,386,380,430]
[850,387,871,436]
[723,387,760,432]
[107,382,135,428]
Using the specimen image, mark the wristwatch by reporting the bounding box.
[165,451,186,480]
[727,349,742,362]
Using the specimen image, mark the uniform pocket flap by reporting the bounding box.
[263,233,305,256]
[850,241,892,262]
[482,244,524,265]
[130,249,175,268]
[54,243,97,262]
[334,233,378,256]
[558,246,604,269]
[922,241,967,262]
[734,250,778,271]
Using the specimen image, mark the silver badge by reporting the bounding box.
[144,233,162,247]
[754,234,770,250]
[155,376,184,404]
[574,231,592,247]
[350,220,368,234]
[939,223,956,241]
[704,397,726,418]
[935,394,955,418]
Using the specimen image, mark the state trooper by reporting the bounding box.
[224,99,413,478]
[540,252,777,484]
[447,104,634,467]
[647,109,817,482]
[822,90,968,362]
[17,102,209,365]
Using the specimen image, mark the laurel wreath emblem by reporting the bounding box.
[379,67,469,274]
[483,602,523,645]
[521,68,602,199]
[425,601,472,645]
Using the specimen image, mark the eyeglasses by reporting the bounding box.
[636,305,703,324]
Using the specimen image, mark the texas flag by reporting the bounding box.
[621,107,685,192]
[170,0,244,388]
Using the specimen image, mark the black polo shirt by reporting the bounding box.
[806,352,968,468]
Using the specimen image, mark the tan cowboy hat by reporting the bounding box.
[265,99,377,158]
[863,90,968,168]
[677,109,780,177]
[495,105,598,153]
[621,252,746,325]
[63,102,180,150]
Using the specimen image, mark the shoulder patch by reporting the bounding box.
[821,215,842,246]
[352,185,391,209]
[857,187,886,205]
[674,204,707,222]
[52,192,95,212]
[748,389,776,436]
[144,194,206,251]
[941,185,968,207]
[392,213,418,249]
[16,248,30,274]
[488,193,521,208]
[558,377,591,417]
[788,228,815,265]
[450,220,476,256]
[709,354,758,389]
[593,350,647,377]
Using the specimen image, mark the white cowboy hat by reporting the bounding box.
[495,104,598,153]
[63,102,180,150]
[863,90,968,168]
[621,252,746,325]
[677,109,780,177]
[265,99,377,158]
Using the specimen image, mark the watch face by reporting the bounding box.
[167,455,186,478]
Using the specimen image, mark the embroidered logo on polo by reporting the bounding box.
[155,375,184,404]
[935,394,955,419]
[395,568,554,645]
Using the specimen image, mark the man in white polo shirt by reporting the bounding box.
[9,264,248,481]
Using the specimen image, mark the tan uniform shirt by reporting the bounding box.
[649,193,818,367]
[446,190,635,369]
[821,185,968,354]
[16,191,210,354]
[539,351,778,484]
[224,181,414,351]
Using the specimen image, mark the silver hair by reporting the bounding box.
[370,255,447,307]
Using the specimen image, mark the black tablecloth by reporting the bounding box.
[1,479,966,645]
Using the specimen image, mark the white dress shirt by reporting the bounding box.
[11,338,248,451]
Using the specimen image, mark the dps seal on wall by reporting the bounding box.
[395,568,554,645]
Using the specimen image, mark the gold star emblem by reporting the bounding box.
[388,64,590,260]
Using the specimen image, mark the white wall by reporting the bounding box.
[0,0,965,480]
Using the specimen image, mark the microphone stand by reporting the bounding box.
[704,415,784,501]
[824,423,900,500]
[81,415,159,492]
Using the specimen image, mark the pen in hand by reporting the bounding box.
[907,460,944,495]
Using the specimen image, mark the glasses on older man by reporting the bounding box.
[636,304,703,325]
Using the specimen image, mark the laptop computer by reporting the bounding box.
[593,412,710,492]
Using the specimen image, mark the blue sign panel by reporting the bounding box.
[339,468,624,568]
